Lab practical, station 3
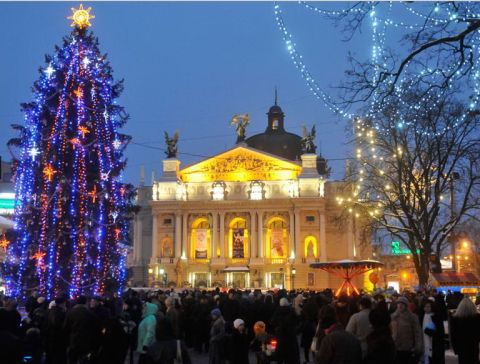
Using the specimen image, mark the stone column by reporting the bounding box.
[219,212,225,258]
[320,210,327,260]
[212,212,219,258]
[182,213,188,258]
[151,213,158,264]
[250,211,257,258]
[257,211,263,258]
[288,211,294,259]
[134,215,143,264]
[294,209,302,259]
[175,213,182,258]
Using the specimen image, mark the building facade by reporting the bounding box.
[131,103,372,290]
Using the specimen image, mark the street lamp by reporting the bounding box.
[291,267,296,290]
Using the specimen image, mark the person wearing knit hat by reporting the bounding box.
[233,318,245,330]
[396,296,409,306]
[209,307,226,364]
[231,318,249,364]
[391,295,423,362]
[211,308,222,318]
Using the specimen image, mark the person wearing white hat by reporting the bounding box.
[230,318,249,364]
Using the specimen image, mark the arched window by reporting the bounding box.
[161,235,173,257]
[304,235,318,258]
[267,218,287,259]
[190,218,211,259]
[228,217,249,259]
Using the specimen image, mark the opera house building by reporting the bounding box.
[131,102,372,290]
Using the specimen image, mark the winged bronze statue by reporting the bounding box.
[230,114,250,143]
[164,130,179,158]
[301,125,317,154]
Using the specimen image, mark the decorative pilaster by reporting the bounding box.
[320,210,327,261]
[182,213,188,258]
[133,215,142,264]
[250,211,257,258]
[289,211,294,259]
[219,212,225,258]
[294,208,302,259]
[175,213,182,258]
[212,212,219,258]
[257,211,263,258]
[151,213,158,264]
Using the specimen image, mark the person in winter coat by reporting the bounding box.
[45,297,67,364]
[165,297,181,339]
[137,302,159,363]
[250,321,269,364]
[364,306,395,364]
[0,298,21,337]
[64,295,101,364]
[209,308,226,364]
[230,318,250,364]
[270,297,300,364]
[450,297,480,364]
[390,296,423,364]
[346,296,372,358]
[299,296,318,364]
[314,305,362,364]
[419,300,445,364]
[145,316,177,364]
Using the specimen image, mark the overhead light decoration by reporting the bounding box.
[68,4,95,29]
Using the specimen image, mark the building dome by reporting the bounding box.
[245,103,303,161]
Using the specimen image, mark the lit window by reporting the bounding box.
[211,182,226,200]
[249,181,264,200]
[272,120,279,130]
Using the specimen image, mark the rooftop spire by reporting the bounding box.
[274,86,278,106]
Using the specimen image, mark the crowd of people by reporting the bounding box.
[0,287,479,364]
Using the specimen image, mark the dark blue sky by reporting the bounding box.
[0,2,374,184]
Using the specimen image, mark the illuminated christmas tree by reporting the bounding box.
[4,5,135,299]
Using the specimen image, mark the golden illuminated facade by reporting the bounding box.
[131,103,372,290]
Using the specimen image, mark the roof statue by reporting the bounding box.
[301,125,317,154]
[231,114,250,144]
[164,130,179,158]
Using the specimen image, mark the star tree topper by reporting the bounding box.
[68,4,95,29]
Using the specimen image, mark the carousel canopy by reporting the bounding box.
[310,259,383,270]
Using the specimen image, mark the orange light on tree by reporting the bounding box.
[78,125,90,138]
[88,185,97,203]
[0,235,10,251]
[43,164,56,181]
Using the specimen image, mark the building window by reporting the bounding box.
[272,119,279,130]
[306,215,315,222]
[249,181,264,200]
[163,218,172,225]
[211,182,226,201]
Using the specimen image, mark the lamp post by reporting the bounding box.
[159,268,167,287]
[291,267,296,290]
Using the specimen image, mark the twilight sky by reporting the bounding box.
[0,2,375,184]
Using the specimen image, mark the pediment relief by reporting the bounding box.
[179,146,301,183]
